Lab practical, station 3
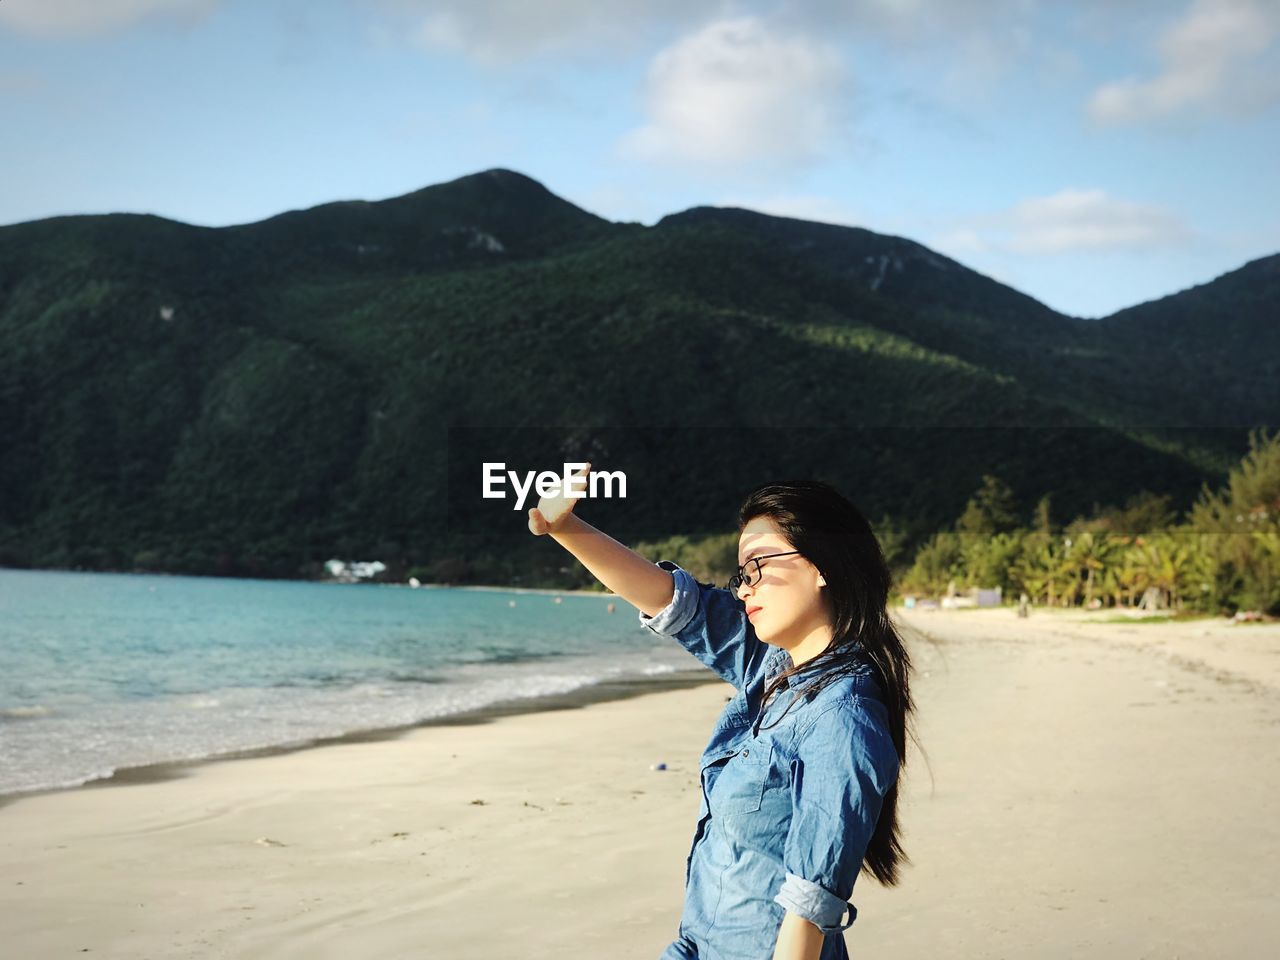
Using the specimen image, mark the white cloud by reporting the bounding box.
[618,17,848,173]
[0,0,216,36]
[372,0,699,63]
[785,0,1046,97]
[931,228,991,258]
[788,0,1032,42]
[1088,0,1280,124]
[379,0,1035,67]
[1006,189,1190,253]
[372,0,1205,119]
[936,188,1191,256]
[381,0,1045,96]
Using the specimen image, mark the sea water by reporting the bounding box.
[0,569,696,797]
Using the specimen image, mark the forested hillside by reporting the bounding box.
[1,169,1273,585]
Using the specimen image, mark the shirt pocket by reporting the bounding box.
[713,739,773,816]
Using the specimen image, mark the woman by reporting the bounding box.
[528,465,913,960]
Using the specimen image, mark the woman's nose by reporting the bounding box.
[736,581,753,601]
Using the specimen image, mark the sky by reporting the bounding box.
[1,0,1277,318]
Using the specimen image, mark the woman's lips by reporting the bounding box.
[746,606,762,619]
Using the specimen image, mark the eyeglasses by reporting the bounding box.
[726,551,801,592]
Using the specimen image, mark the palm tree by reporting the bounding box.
[1183,531,1226,613]
[1247,530,1280,611]
[1141,534,1195,611]
[1066,531,1123,608]
[1111,539,1148,608]
[1013,533,1075,607]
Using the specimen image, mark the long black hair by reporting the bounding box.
[738,479,914,886]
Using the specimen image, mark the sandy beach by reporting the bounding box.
[2,608,1278,959]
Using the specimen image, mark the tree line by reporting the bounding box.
[633,430,1279,616]
[900,429,1279,614]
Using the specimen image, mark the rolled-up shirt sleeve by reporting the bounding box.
[773,695,899,936]
[637,559,768,691]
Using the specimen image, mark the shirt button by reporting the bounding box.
[741,749,750,757]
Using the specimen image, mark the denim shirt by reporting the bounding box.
[639,561,899,960]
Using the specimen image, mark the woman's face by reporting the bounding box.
[735,515,834,662]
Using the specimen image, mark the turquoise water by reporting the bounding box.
[0,569,690,796]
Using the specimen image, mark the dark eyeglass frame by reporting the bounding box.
[726,551,801,592]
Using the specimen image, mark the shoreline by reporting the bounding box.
[11,566,1273,614]
[2,608,1278,957]
[6,601,1271,810]
[0,565,618,596]
[418,582,616,597]
[0,666,716,811]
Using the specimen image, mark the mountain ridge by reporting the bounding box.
[0,168,1274,582]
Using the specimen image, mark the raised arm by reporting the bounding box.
[527,462,674,617]
[529,463,768,690]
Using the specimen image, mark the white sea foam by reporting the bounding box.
[0,653,691,797]
[1,705,52,719]
[0,569,695,797]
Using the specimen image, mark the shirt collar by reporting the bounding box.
[764,646,792,683]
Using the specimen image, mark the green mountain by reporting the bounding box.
[0,169,1273,584]
[1090,253,1280,428]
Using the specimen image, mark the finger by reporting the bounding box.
[528,507,547,535]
